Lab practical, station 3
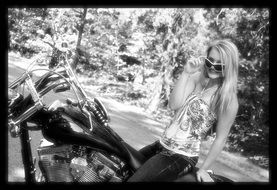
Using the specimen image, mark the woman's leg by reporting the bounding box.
[138,140,162,159]
[127,153,196,182]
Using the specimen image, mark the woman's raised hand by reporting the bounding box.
[184,56,204,74]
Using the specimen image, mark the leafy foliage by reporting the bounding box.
[8,8,48,57]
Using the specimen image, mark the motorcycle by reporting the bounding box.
[8,51,233,183]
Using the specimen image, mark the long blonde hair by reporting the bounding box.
[206,39,239,116]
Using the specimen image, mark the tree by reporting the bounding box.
[8,8,49,57]
[144,8,210,113]
[71,8,88,70]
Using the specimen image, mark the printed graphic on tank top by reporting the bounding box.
[160,83,218,157]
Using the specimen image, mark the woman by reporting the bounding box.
[127,39,239,182]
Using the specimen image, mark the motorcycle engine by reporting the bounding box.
[37,139,126,182]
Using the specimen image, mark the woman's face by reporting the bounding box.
[204,47,224,79]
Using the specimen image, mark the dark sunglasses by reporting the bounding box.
[204,57,224,73]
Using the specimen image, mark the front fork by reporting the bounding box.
[19,122,36,183]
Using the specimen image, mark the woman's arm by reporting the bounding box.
[169,57,203,110]
[196,94,239,182]
[169,71,197,110]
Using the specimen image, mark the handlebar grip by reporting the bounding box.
[11,101,43,126]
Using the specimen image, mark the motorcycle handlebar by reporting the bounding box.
[9,73,29,90]
[9,52,109,133]
[9,101,43,129]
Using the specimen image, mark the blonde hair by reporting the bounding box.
[206,39,239,116]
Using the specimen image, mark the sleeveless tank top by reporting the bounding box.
[159,86,217,157]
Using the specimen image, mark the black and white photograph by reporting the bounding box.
[7,7,269,183]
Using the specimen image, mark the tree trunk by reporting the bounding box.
[72,8,87,70]
[146,59,173,114]
[146,73,164,114]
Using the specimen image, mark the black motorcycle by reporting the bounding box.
[8,51,233,183]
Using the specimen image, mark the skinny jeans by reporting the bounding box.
[127,140,198,182]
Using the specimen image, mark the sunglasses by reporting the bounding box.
[204,57,225,73]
